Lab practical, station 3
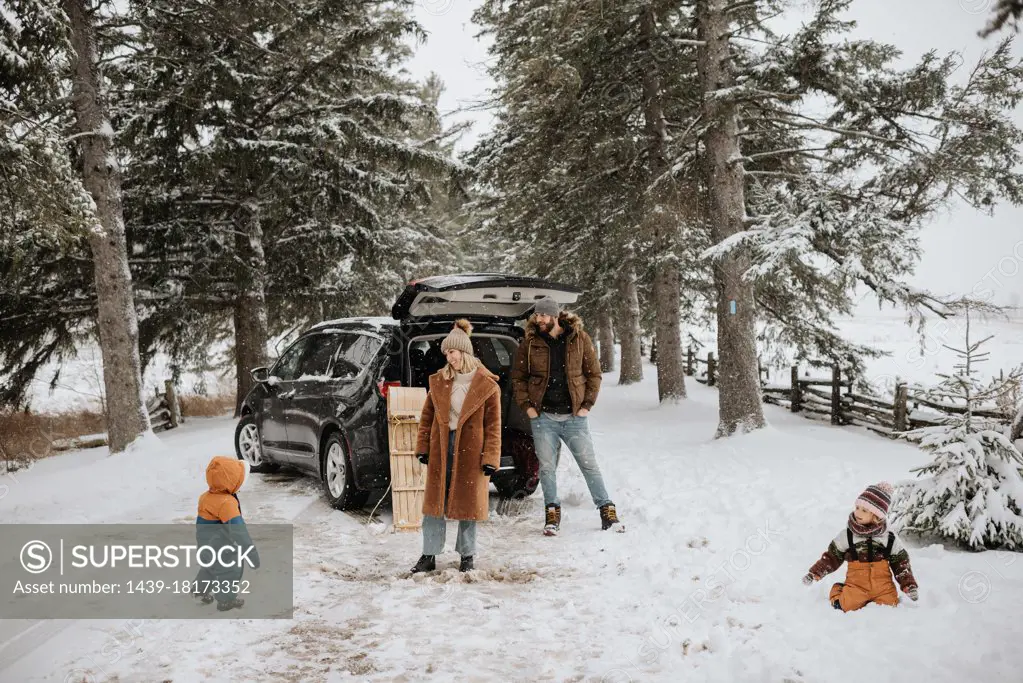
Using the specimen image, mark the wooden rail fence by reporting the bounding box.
[686,348,1016,438]
[148,379,182,433]
[52,380,182,452]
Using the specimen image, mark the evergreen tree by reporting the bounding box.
[471,0,1023,432]
[695,0,765,434]
[1,1,153,449]
[891,305,1023,550]
[63,0,153,450]
[469,0,701,396]
[114,0,457,409]
[699,0,1023,401]
[0,0,95,408]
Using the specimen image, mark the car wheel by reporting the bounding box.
[321,432,369,510]
[493,470,539,499]
[234,415,279,473]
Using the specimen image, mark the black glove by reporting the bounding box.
[482,464,497,477]
[417,453,428,465]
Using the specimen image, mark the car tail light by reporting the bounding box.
[378,380,401,399]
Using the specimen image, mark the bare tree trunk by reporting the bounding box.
[696,0,765,436]
[234,207,270,416]
[598,308,616,373]
[617,251,644,384]
[652,236,685,401]
[640,7,685,403]
[64,0,150,453]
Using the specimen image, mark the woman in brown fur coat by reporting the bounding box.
[409,319,502,574]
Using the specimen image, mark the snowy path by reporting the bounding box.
[3,363,1023,682]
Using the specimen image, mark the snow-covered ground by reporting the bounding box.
[2,360,1022,682]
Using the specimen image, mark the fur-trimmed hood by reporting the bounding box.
[524,311,585,340]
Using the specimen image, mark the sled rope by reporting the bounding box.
[367,484,391,526]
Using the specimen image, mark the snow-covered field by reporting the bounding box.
[833,307,1023,389]
[690,306,1023,395]
[2,360,1022,682]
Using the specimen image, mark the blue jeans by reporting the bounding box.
[422,432,477,557]
[530,413,612,509]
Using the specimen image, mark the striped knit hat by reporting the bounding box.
[856,481,893,520]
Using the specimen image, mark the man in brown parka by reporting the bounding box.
[511,297,621,535]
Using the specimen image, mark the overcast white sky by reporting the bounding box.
[406,0,1023,308]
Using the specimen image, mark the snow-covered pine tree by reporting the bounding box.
[473,0,1023,426]
[0,0,97,408]
[469,0,704,397]
[695,0,765,434]
[114,0,456,410]
[890,304,1023,550]
[378,73,469,295]
[699,0,1023,392]
[63,0,153,450]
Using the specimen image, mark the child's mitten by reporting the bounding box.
[907,587,918,601]
[801,573,815,586]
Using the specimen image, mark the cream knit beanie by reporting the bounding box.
[440,319,474,355]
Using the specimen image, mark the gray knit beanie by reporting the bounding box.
[441,319,474,355]
[534,297,561,317]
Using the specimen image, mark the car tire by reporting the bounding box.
[321,432,369,510]
[493,470,539,499]
[234,415,279,473]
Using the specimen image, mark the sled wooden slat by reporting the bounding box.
[387,387,428,532]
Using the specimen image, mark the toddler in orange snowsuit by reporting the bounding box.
[802,481,918,612]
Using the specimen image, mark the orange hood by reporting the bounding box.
[205,456,247,494]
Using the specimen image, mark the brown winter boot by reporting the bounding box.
[599,503,621,531]
[543,504,561,536]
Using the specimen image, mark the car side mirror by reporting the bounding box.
[251,367,270,383]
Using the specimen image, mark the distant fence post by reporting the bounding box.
[707,352,716,387]
[893,383,908,432]
[831,365,842,425]
[790,365,801,413]
[165,379,181,429]
[686,347,695,376]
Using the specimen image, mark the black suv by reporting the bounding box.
[234,274,581,510]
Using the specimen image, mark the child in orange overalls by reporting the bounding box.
[802,481,918,611]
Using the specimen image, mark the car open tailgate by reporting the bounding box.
[391,273,582,323]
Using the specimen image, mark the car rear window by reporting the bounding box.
[407,334,517,388]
